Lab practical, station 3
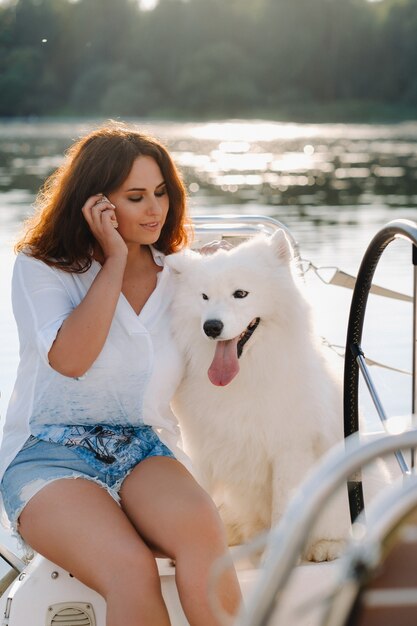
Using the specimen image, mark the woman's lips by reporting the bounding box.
[140,222,160,231]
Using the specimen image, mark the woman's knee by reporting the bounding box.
[98,541,162,597]
[177,488,227,550]
[100,545,170,626]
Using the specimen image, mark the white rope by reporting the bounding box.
[322,339,412,376]
[299,258,413,376]
[302,260,413,302]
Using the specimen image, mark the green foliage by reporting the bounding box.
[0,0,416,119]
[0,46,43,115]
[69,64,161,116]
[175,42,260,114]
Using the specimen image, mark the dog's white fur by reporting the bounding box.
[166,231,350,561]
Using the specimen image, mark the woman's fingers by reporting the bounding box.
[92,195,116,224]
[96,197,119,229]
[81,194,105,223]
[83,194,118,232]
[96,197,119,230]
[199,239,233,255]
[81,194,125,264]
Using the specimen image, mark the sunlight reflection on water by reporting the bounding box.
[186,120,417,142]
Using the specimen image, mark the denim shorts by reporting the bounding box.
[0,424,174,534]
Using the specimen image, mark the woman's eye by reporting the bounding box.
[202,293,209,300]
[233,290,249,299]
[129,196,143,203]
[155,188,167,198]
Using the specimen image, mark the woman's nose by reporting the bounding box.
[147,195,163,215]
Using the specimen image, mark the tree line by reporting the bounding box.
[0,0,416,120]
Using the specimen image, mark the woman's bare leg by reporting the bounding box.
[120,457,242,626]
[18,478,170,626]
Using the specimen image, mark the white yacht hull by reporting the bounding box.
[0,552,341,626]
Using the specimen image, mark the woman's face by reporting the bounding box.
[108,156,169,247]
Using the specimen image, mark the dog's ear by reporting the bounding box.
[165,249,200,274]
[269,229,294,261]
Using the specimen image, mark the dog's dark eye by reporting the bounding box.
[233,290,249,299]
[202,293,209,300]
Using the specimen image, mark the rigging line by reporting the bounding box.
[355,348,410,475]
[302,260,413,302]
[322,338,412,376]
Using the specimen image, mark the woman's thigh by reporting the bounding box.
[119,457,226,558]
[18,477,159,596]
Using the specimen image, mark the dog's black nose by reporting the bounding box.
[203,319,224,338]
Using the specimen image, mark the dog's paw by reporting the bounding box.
[304,539,345,562]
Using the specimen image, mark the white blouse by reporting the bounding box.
[0,247,186,488]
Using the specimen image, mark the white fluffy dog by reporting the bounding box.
[166,230,350,561]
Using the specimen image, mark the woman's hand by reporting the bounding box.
[82,194,127,260]
[199,239,233,255]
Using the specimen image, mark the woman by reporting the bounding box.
[0,123,241,626]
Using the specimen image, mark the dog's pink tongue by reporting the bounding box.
[208,338,240,386]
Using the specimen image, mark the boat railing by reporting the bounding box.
[344,219,417,520]
[321,469,417,626]
[233,429,417,626]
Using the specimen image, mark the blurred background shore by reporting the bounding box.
[0,0,416,123]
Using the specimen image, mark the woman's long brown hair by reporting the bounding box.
[16,122,191,272]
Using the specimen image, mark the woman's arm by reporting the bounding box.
[48,195,128,378]
[47,256,125,377]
